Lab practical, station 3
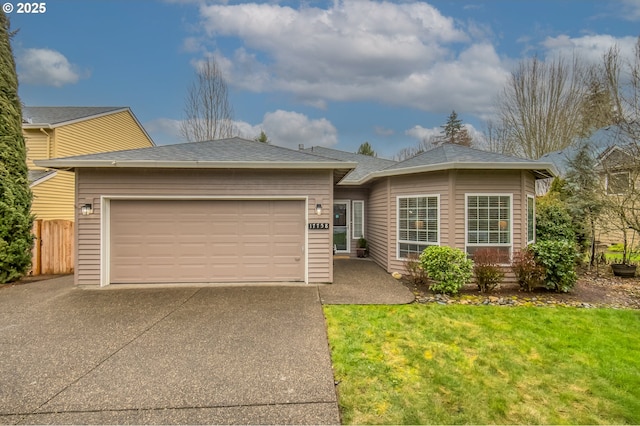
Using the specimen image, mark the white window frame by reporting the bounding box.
[465,193,513,259]
[352,200,365,239]
[606,171,630,195]
[396,194,440,260]
[527,194,535,245]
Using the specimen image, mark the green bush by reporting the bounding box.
[536,196,576,243]
[530,240,579,293]
[472,248,505,292]
[511,249,545,292]
[419,246,474,295]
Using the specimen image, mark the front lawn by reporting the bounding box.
[324,305,640,424]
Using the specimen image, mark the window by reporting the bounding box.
[352,200,364,239]
[527,195,535,245]
[607,172,630,195]
[397,195,439,258]
[466,194,511,259]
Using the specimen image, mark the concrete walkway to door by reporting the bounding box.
[318,259,415,305]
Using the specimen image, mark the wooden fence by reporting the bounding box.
[30,219,74,275]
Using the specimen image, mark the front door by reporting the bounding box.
[333,201,350,253]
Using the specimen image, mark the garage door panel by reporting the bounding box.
[110,200,305,284]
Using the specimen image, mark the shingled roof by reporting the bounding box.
[303,146,397,183]
[22,106,127,127]
[35,137,357,176]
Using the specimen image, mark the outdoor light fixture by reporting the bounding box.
[80,203,93,216]
[315,203,323,216]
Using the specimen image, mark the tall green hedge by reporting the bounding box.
[0,11,34,283]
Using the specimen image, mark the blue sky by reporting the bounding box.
[8,0,640,158]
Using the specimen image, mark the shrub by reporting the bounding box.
[530,240,579,293]
[511,249,545,292]
[472,248,505,292]
[403,254,428,285]
[419,246,474,295]
[536,196,576,243]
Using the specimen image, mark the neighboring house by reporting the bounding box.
[24,106,155,221]
[36,138,555,287]
[539,125,638,246]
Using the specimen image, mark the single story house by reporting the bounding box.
[35,138,556,287]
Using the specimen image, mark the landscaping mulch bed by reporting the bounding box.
[404,269,640,309]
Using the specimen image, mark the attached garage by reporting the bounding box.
[36,138,355,287]
[109,199,306,284]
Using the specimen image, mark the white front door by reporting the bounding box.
[333,200,350,253]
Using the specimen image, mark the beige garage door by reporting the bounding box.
[110,199,305,284]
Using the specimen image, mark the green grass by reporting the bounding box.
[324,305,640,424]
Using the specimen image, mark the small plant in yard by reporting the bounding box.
[530,239,579,292]
[419,245,473,295]
[472,248,505,292]
[511,248,545,292]
[403,254,428,285]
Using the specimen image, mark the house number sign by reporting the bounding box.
[308,223,329,230]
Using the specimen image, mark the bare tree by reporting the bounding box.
[180,57,235,142]
[483,119,513,154]
[494,55,591,159]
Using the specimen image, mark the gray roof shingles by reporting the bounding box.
[37,138,555,182]
[303,146,397,182]
[384,143,536,171]
[37,137,352,164]
[23,106,125,126]
[28,169,56,184]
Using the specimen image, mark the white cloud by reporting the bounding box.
[236,110,338,149]
[405,123,485,144]
[192,1,508,114]
[374,126,394,137]
[405,125,441,141]
[17,48,83,87]
[619,0,640,21]
[542,34,638,65]
[144,118,184,145]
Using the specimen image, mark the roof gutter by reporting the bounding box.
[341,161,558,185]
[34,159,358,171]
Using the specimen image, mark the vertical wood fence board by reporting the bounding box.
[29,219,74,275]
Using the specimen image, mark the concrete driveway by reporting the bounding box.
[0,276,339,425]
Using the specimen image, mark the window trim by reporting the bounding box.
[352,200,365,239]
[527,194,535,245]
[465,193,513,258]
[606,171,631,195]
[396,194,440,260]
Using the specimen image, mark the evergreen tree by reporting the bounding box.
[440,110,472,146]
[356,141,376,157]
[255,130,270,143]
[0,11,34,283]
[564,142,604,265]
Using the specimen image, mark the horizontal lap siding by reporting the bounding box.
[31,171,75,221]
[55,111,153,158]
[388,172,449,274]
[24,129,49,169]
[76,168,333,286]
[367,180,389,271]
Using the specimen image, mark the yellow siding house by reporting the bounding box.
[24,107,155,221]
